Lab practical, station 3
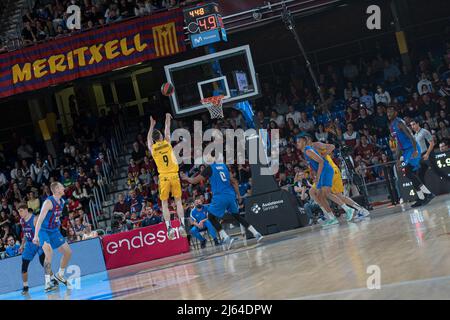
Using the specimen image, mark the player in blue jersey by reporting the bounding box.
[181,153,263,250]
[33,182,72,293]
[18,204,52,294]
[295,133,344,227]
[189,196,221,248]
[386,106,435,207]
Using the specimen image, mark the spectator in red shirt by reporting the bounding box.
[281,147,298,164]
[355,135,380,165]
[113,193,130,216]
[128,158,140,177]
[141,156,154,173]
[68,197,82,214]
[343,123,360,150]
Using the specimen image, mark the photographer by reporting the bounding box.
[111,212,132,234]
[293,171,324,225]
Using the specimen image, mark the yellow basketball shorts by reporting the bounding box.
[158,173,182,201]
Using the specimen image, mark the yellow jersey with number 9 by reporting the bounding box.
[151,140,179,175]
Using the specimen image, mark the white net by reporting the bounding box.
[201,95,225,119]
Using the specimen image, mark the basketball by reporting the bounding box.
[161,82,175,96]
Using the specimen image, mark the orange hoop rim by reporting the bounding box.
[200,95,225,106]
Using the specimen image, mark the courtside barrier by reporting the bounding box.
[101,221,189,270]
[0,237,106,294]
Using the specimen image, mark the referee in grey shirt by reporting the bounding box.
[410,120,435,182]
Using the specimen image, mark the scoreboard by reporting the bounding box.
[184,2,227,48]
[432,151,450,179]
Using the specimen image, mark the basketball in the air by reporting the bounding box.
[161,82,175,96]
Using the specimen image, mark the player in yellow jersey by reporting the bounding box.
[308,138,370,221]
[147,113,187,240]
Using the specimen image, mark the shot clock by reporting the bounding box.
[184,2,227,48]
[433,151,450,178]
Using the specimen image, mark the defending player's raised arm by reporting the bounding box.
[180,171,205,185]
[164,113,172,142]
[33,199,52,244]
[147,116,156,154]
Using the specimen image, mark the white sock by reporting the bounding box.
[165,220,171,229]
[179,217,185,227]
[420,185,431,194]
[58,268,65,277]
[45,275,51,286]
[219,230,229,239]
[416,190,425,200]
[248,225,259,236]
[23,281,28,287]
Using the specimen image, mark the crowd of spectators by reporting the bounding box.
[0,105,120,258]
[19,0,196,46]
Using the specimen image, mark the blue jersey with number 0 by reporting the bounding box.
[210,164,235,196]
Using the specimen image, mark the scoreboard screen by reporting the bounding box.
[433,151,450,179]
[184,2,226,47]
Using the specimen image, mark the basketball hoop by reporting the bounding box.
[201,95,225,119]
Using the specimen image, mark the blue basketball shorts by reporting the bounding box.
[22,241,44,261]
[402,146,422,172]
[316,165,334,189]
[207,194,239,219]
[39,228,66,250]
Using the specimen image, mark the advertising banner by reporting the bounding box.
[101,221,190,270]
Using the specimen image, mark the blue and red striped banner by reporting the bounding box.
[0,9,186,99]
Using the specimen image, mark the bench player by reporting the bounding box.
[147,113,187,240]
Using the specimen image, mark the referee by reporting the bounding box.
[410,120,435,182]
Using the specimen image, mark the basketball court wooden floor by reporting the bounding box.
[3,195,450,300]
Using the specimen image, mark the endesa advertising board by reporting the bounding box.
[101,221,189,270]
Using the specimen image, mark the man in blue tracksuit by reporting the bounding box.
[189,197,220,248]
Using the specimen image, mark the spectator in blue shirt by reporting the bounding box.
[189,197,220,248]
[5,235,20,258]
[141,206,162,227]
[127,189,144,217]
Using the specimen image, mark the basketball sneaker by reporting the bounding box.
[21,286,29,295]
[44,282,58,293]
[200,239,207,249]
[178,225,187,237]
[213,238,221,246]
[54,273,68,286]
[255,233,264,243]
[345,207,355,222]
[322,217,339,228]
[222,236,234,250]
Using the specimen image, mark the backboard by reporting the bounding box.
[163,45,260,118]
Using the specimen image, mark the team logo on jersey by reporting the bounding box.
[251,203,261,214]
